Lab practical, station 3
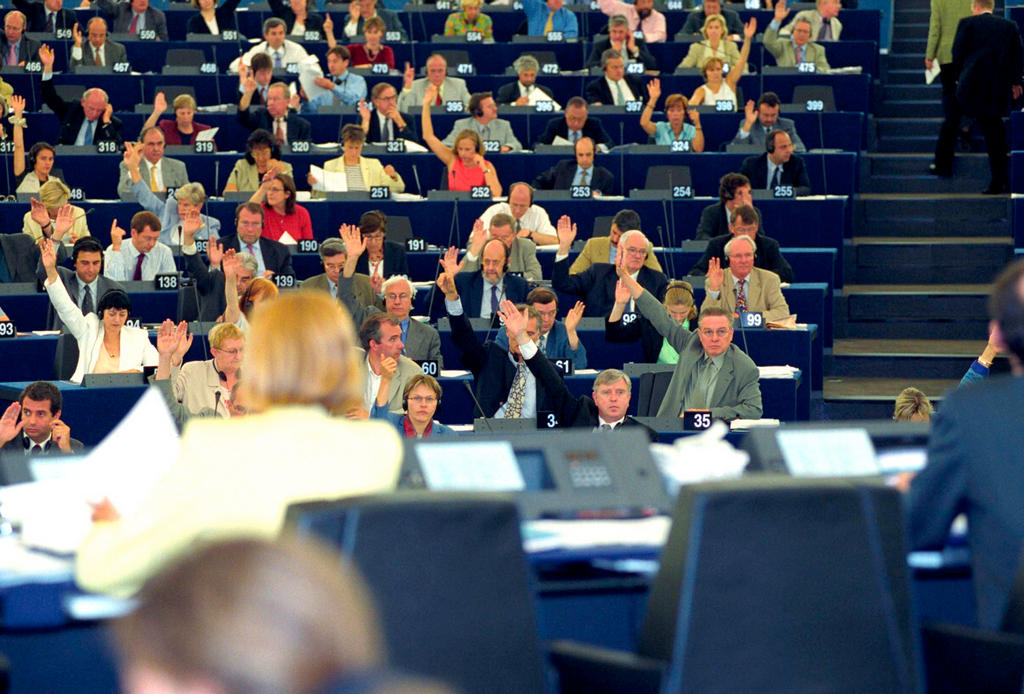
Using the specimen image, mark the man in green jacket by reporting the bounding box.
[928,0,973,177]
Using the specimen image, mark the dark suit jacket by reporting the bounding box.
[585,36,658,71]
[183,249,227,321]
[532,159,615,196]
[97,0,169,40]
[584,74,646,106]
[553,258,669,317]
[0,35,40,67]
[523,346,656,440]
[495,80,554,105]
[42,78,124,146]
[907,376,1024,629]
[358,113,419,144]
[267,0,324,35]
[218,233,295,276]
[12,0,75,32]
[454,270,528,319]
[740,152,811,193]
[606,311,677,364]
[952,11,1024,119]
[1,435,84,455]
[448,309,552,418]
[186,0,243,35]
[536,115,613,148]
[355,240,409,279]
[680,7,744,36]
[688,233,794,283]
[238,107,312,142]
[695,201,767,241]
[1,232,40,283]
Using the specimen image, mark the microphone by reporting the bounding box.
[462,379,490,424]
[214,158,221,195]
[412,163,422,196]
[213,389,221,417]
[618,121,625,195]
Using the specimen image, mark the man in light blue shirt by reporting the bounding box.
[104,211,176,282]
[522,0,578,38]
[302,45,367,112]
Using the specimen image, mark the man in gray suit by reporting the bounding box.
[1,232,42,283]
[764,0,830,71]
[615,266,762,421]
[333,229,442,366]
[356,313,423,414]
[442,92,522,152]
[302,237,380,310]
[68,17,127,69]
[780,0,842,41]
[117,126,189,202]
[37,237,124,330]
[96,0,168,40]
[462,214,542,282]
[397,54,471,113]
[731,92,806,153]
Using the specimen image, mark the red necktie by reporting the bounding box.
[434,89,442,106]
[133,253,145,281]
[128,13,139,34]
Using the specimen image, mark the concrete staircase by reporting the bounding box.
[823,0,1012,419]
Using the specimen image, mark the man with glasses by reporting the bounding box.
[688,204,793,283]
[181,220,257,322]
[461,214,542,282]
[495,286,587,368]
[553,215,668,317]
[614,269,763,421]
[701,235,790,322]
[358,82,419,143]
[69,17,127,69]
[302,237,378,309]
[217,202,294,277]
[478,182,557,246]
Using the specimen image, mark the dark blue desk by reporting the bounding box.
[0,290,179,332]
[7,149,856,201]
[435,369,802,423]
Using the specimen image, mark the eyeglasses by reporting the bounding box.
[699,328,731,338]
[623,247,647,257]
[364,233,385,240]
[215,347,244,356]
[386,293,411,301]
[266,186,285,192]
[408,395,436,404]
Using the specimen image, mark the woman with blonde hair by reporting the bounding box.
[688,17,756,108]
[76,291,403,598]
[22,178,91,241]
[443,0,493,39]
[679,13,740,69]
[173,321,245,419]
[309,124,405,194]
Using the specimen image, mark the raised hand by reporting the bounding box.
[171,321,192,362]
[29,197,50,228]
[323,12,334,33]
[338,223,364,257]
[348,0,361,21]
[556,214,577,252]
[8,94,24,119]
[565,301,585,332]
[403,61,415,90]
[743,99,757,126]
[207,239,224,267]
[706,256,724,292]
[743,17,757,40]
[423,83,438,108]
[222,249,240,279]
[436,271,457,299]
[39,236,56,271]
[90,498,120,523]
[497,298,527,338]
[156,319,179,356]
[370,273,383,294]
[53,204,75,240]
[181,210,203,243]
[614,279,630,306]
[0,402,23,445]
[72,21,82,47]
[358,98,371,122]
[123,141,142,170]
[38,44,54,71]
[646,77,661,104]
[773,0,788,24]
[688,107,701,126]
[51,418,72,452]
[468,217,486,255]
[438,245,464,277]
[153,91,167,114]
[110,218,126,251]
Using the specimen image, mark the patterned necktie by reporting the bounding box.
[273,50,282,68]
[615,80,624,105]
[490,285,499,315]
[46,12,54,33]
[577,168,590,187]
[736,278,747,312]
[133,253,145,281]
[149,165,159,192]
[81,284,94,315]
[598,423,612,431]
[505,362,527,418]
[129,13,139,34]
[795,44,803,64]
[94,47,102,66]
[543,10,555,34]
[6,43,16,67]
[274,118,285,144]
[538,332,547,353]
[247,243,256,257]
[83,120,96,145]
[818,22,830,41]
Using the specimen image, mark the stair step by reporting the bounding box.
[886,69,935,85]
[851,238,1013,268]
[887,54,928,71]
[877,100,944,118]
[893,38,928,53]
[883,84,943,101]
[832,338,987,356]
[859,175,993,193]
[894,23,930,39]
[822,377,960,420]
[843,284,990,321]
[864,153,991,176]
[875,136,944,153]
[875,118,943,137]
[894,9,931,22]
[828,339,1008,379]
[837,321,990,340]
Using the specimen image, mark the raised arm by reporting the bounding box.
[726,18,756,91]
[421,84,453,166]
[639,78,659,137]
[222,250,242,325]
[141,92,167,135]
[9,95,25,178]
